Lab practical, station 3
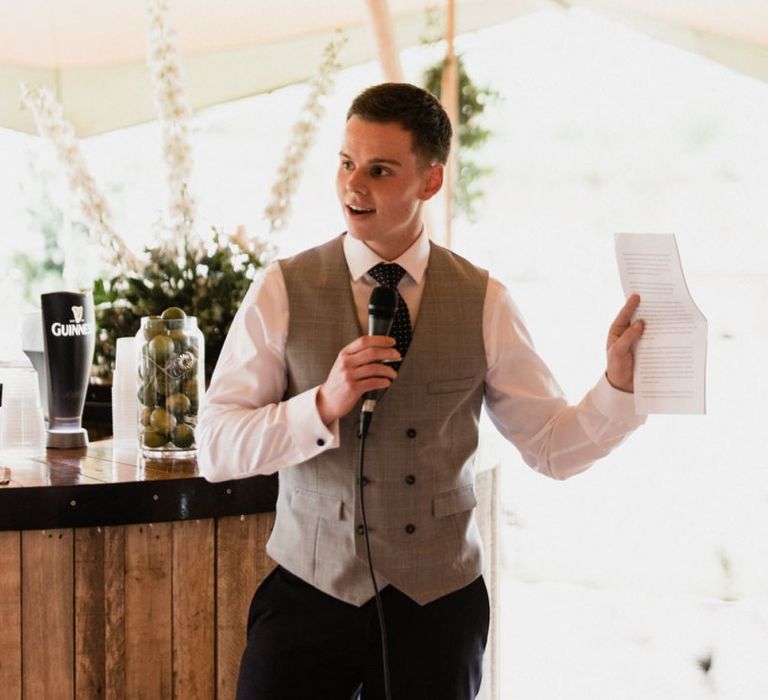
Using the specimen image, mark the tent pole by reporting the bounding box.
[363,0,405,81]
[440,0,459,250]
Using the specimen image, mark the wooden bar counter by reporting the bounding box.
[0,442,278,700]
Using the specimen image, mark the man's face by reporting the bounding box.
[336,116,442,260]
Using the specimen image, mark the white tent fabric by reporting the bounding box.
[0,0,539,136]
[568,0,768,85]
[0,0,766,137]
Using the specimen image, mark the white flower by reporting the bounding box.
[227,224,251,252]
[264,30,347,234]
[20,85,140,273]
[145,0,197,256]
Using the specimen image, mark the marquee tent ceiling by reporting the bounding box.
[0,0,766,137]
[568,0,768,85]
[0,0,542,136]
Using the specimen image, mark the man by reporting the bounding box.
[198,82,645,699]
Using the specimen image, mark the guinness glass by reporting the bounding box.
[41,291,96,448]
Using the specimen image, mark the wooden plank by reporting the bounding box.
[104,527,126,700]
[75,527,106,699]
[21,528,74,700]
[216,513,275,700]
[124,523,173,699]
[172,519,215,700]
[0,531,22,700]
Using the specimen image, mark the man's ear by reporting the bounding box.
[419,164,444,201]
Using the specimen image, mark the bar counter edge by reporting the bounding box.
[0,442,278,531]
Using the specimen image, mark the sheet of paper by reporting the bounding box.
[615,233,707,415]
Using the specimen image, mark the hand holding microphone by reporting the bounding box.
[316,286,400,427]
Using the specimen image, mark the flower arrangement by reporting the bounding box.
[21,1,346,384]
[92,228,269,382]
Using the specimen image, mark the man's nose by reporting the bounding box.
[346,169,368,194]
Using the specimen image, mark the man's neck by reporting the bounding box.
[363,227,424,262]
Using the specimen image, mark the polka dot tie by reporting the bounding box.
[368,263,413,365]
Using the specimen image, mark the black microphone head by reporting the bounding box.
[368,286,398,321]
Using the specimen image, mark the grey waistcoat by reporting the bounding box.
[268,234,488,606]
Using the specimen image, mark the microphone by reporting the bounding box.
[367,285,398,337]
[360,286,398,432]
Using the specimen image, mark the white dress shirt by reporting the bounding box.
[198,231,646,482]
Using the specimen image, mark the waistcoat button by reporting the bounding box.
[405,475,416,485]
[406,428,417,438]
[405,524,416,534]
[361,476,370,486]
[356,525,366,535]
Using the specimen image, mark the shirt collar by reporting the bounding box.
[343,229,430,284]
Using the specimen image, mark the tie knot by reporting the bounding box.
[368,263,407,289]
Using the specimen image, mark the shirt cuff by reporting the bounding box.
[285,386,340,459]
[591,374,648,426]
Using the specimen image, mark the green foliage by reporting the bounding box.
[420,6,499,221]
[92,232,266,383]
[11,164,79,304]
[423,56,498,221]
[11,159,104,319]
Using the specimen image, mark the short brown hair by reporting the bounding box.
[346,83,452,165]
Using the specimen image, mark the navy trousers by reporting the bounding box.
[235,565,490,700]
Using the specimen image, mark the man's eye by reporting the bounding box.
[341,160,354,170]
[370,166,390,177]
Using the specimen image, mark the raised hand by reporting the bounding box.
[606,293,644,393]
[316,335,401,425]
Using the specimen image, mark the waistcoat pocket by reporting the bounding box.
[432,484,477,517]
[291,488,344,520]
[427,376,476,394]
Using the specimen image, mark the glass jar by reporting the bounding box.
[135,313,204,459]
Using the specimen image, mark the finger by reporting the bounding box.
[611,319,645,356]
[609,294,641,338]
[343,335,397,354]
[349,346,402,368]
[357,376,393,395]
[339,346,403,368]
[350,362,398,382]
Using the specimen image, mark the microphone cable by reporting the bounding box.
[358,419,393,700]
[357,283,397,699]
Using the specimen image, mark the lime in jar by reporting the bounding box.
[136,308,204,458]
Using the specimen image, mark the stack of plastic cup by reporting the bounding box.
[111,337,138,448]
[0,360,46,455]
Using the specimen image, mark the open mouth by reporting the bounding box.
[346,204,375,217]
